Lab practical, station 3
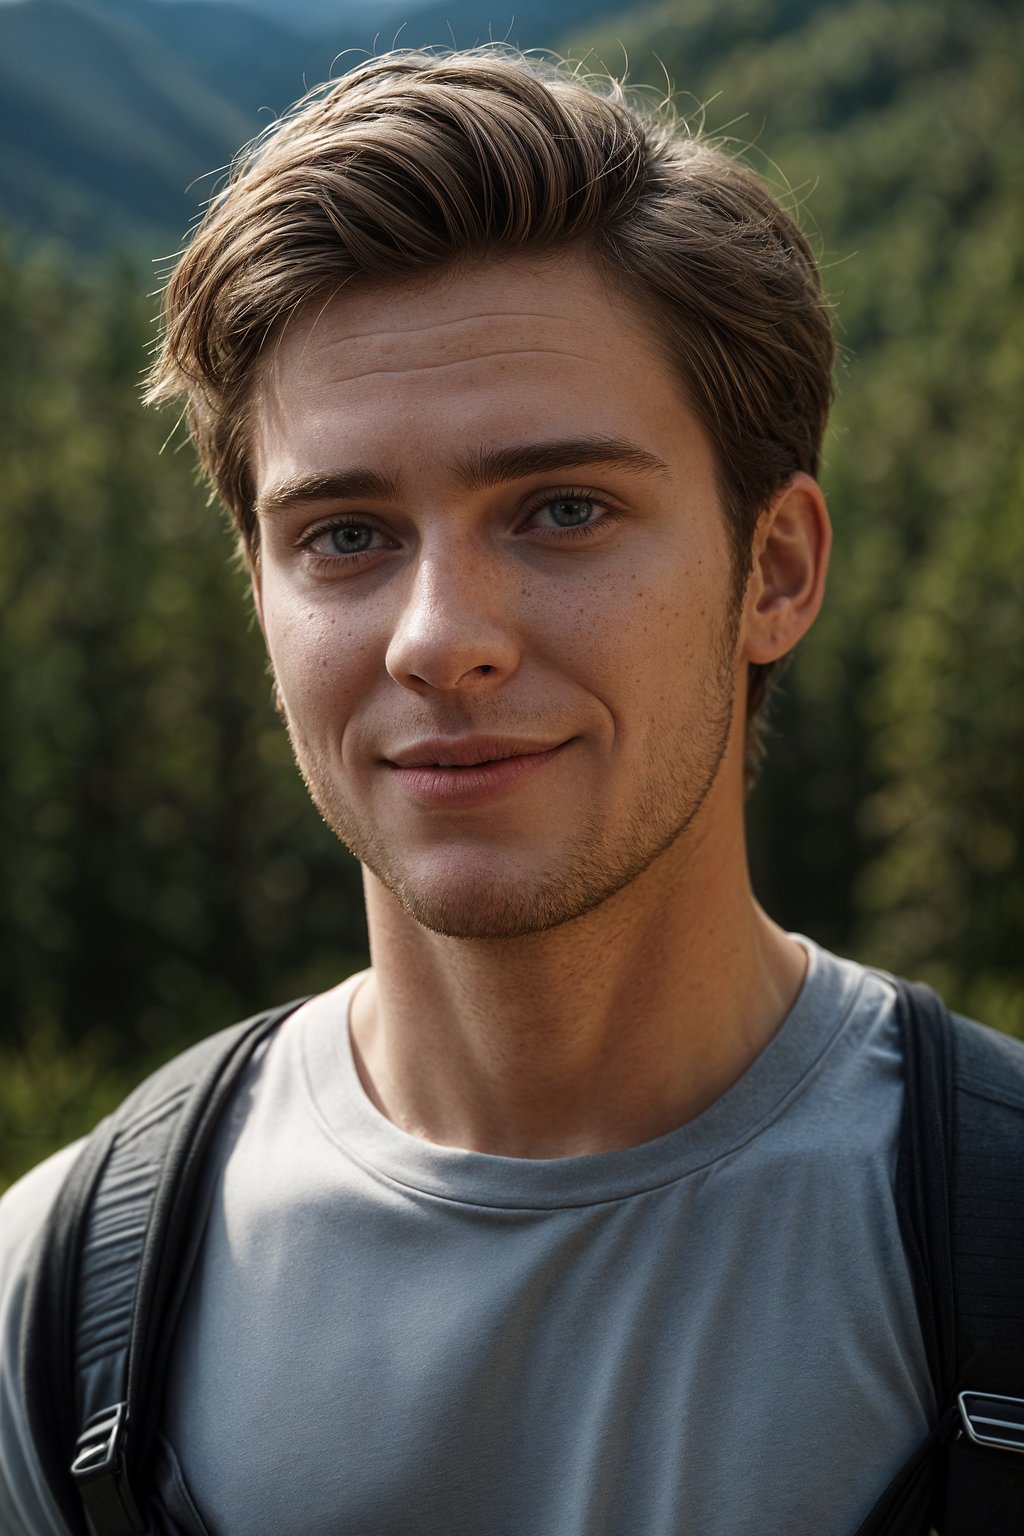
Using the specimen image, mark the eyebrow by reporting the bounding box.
[256,468,401,519]
[255,436,669,518]
[453,437,671,490]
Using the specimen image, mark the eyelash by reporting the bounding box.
[295,487,620,572]
[521,488,618,540]
[295,518,395,571]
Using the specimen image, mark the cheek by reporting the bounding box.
[568,558,734,727]
[262,592,378,716]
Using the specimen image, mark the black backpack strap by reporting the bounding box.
[941,1001,1024,1532]
[896,982,959,1407]
[856,980,1024,1536]
[19,998,308,1536]
[853,980,958,1536]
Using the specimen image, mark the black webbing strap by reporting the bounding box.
[20,1115,121,1536]
[942,1004,1024,1533]
[856,982,1024,1536]
[20,998,307,1536]
[852,981,958,1536]
[897,982,959,1410]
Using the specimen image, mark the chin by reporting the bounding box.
[361,836,679,942]
[381,877,599,941]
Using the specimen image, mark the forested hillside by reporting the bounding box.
[1,0,1021,1186]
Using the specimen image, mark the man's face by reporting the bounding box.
[251,252,749,940]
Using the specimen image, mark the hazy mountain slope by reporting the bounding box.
[98,0,343,115]
[370,0,625,51]
[151,0,425,37]
[0,0,623,253]
[0,0,259,248]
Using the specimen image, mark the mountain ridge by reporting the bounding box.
[0,0,625,253]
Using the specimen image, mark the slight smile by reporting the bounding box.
[385,738,573,806]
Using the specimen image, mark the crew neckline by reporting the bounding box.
[298,938,881,1209]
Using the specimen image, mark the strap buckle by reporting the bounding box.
[70,1402,145,1535]
[958,1390,1024,1454]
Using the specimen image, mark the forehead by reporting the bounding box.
[251,251,710,490]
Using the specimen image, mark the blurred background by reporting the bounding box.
[1,0,1021,1190]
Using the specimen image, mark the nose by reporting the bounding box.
[385,550,521,694]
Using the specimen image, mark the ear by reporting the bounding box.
[741,472,831,665]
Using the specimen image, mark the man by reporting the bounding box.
[1,48,948,1535]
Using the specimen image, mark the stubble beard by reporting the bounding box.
[282,617,739,942]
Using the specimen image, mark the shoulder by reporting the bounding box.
[1,1141,87,1293]
[850,955,1024,1106]
[802,944,1024,1126]
[0,1142,86,1536]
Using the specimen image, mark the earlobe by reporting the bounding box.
[742,472,831,665]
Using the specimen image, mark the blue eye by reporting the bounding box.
[546,498,595,527]
[329,525,374,553]
[298,518,399,568]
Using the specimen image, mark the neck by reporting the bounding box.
[349,812,807,1159]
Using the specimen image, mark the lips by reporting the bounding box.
[386,737,565,769]
[384,738,572,806]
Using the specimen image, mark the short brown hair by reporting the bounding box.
[147,48,834,779]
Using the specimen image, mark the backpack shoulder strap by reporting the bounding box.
[941,1001,1024,1532]
[853,980,958,1536]
[856,980,1024,1536]
[19,998,308,1536]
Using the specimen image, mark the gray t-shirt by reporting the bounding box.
[0,940,935,1535]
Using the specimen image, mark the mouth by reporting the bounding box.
[386,737,568,769]
[420,758,504,770]
[384,738,572,805]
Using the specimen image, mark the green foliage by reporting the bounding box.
[0,249,368,1189]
